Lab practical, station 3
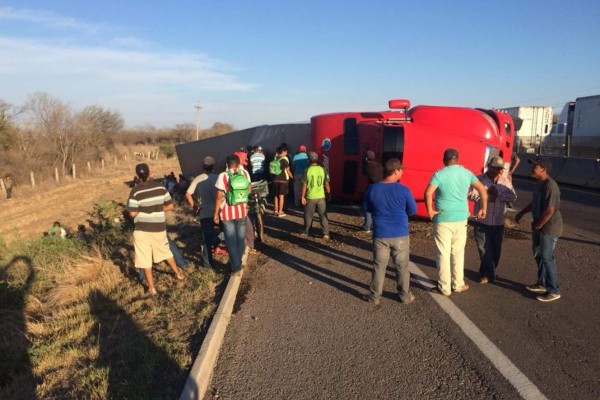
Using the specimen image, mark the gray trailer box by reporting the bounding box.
[176,123,311,178]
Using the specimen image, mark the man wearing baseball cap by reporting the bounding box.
[127,163,184,295]
[186,156,219,267]
[361,150,384,232]
[363,158,416,305]
[469,156,517,284]
[292,145,310,207]
[515,157,563,302]
[300,152,330,239]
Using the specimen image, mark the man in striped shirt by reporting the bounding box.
[128,163,184,295]
[213,155,252,275]
[469,156,517,284]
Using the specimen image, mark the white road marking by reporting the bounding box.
[350,204,547,399]
[409,263,548,400]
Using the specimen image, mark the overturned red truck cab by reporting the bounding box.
[310,100,517,218]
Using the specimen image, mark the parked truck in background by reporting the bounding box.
[500,106,553,153]
[544,95,600,158]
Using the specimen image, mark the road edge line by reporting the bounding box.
[179,271,243,400]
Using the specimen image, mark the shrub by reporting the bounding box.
[159,144,176,159]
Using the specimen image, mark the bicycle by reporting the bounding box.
[248,180,269,242]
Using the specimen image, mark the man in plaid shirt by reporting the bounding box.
[469,156,517,284]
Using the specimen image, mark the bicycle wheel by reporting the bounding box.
[256,212,265,242]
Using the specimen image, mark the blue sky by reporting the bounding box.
[1,0,599,129]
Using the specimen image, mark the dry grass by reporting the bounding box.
[0,189,225,399]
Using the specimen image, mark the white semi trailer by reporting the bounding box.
[500,106,554,153]
[545,95,600,158]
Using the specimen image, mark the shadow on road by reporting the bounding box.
[259,240,366,299]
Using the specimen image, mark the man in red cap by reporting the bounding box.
[292,145,310,207]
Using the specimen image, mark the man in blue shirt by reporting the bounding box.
[363,158,417,305]
[292,145,310,207]
[425,148,488,296]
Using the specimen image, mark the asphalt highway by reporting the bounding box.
[205,181,600,400]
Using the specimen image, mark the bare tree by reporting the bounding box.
[172,123,194,143]
[25,92,75,175]
[0,100,14,150]
[201,122,235,138]
[74,105,124,160]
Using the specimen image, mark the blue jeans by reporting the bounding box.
[532,229,560,294]
[369,236,412,302]
[168,238,188,268]
[221,218,247,272]
[362,210,373,231]
[200,218,215,267]
[473,223,504,281]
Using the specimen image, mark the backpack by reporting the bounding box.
[269,157,282,176]
[225,170,250,205]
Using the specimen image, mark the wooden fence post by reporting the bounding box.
[87,161,91,173]
[0,179,6,196]
[114,155,118,165]
[72,164,76,180]
[55,167,59,183]
[30,171,36,187]
[101,159,105,169]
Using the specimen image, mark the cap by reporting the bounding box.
[487,156,505,169]
[135,163,149,176]
[257,146,263,150]
[202,156,215,166]
[308,151,319,162]
[299,145,307,152]
[365,150,375,160]
[528,157,552,172]
[384,158,406,173]
[443,148,459,161]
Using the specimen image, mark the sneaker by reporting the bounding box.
[362,294,381,306]
[526,284,546,293]
[537,292,561,302]
[430,287,451,296]
[453,284,470,293]
[323,235,330,240]
[479,276,489,284]
[279,213,287,217]
[401,293,416,304]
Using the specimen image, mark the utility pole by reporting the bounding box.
[194,101,202,141]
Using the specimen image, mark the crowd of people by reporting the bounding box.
[361,147,561,304]
[123,144,562,303]
[123,142,331,293]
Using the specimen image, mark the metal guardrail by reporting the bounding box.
[513,153,600,190]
